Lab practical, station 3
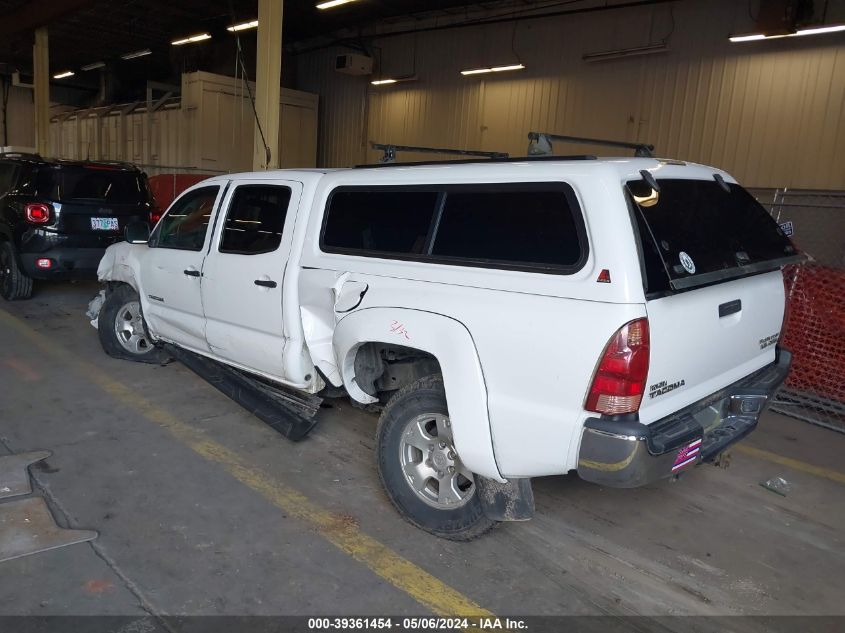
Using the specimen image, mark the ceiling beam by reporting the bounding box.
[0,0,99,38]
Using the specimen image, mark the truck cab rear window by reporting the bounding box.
[321,183,586,273]
[627,178,798,291]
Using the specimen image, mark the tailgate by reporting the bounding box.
[56,201,149,236]
[625,174,799,424]
[639,271,785,423]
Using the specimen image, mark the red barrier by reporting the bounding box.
[781,263,845,403]
[148,174,212,213]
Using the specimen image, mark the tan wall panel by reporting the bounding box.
[45,72,318,174]
[294,0,845,189]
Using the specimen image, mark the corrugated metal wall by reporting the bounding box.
[3,85,35,148]
[48,72,319,174]
[293,0,845,189]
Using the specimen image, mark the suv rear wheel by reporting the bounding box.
[376,375,496,541]
[98,285,159,362]
[0,241,33,301]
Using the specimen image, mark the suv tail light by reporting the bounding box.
[25,203,53,224]
[150,207,163,225]
[585,318,650,416]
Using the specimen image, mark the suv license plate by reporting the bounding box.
[91,217,119,231]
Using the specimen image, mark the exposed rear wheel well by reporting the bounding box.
[353,342,442,399]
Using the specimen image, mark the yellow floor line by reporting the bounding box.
[0,308,493,619]
[735,444,845,485]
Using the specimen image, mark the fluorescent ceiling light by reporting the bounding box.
[729,32,791,42]
[81,61,105,71]
[728,33,767,42]
[461,63,525,76]
[317,0,358,9]
[492,64,525,72]
[227,19,259,32]
[171,33,211,46]
[121,48,152,59]
[583,44,667,62]
[371,74,417,86]
[53,71,74,79]
[730,23,845,42]
[796,23,845,35]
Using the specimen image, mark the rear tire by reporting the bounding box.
[98,285,161,363]
[0,241,33,301]
[376,375,497,541]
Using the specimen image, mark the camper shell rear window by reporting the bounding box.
[626,177,801,293]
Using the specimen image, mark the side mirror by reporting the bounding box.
[125,221,151,245]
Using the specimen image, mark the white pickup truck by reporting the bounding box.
[94,157,798,540]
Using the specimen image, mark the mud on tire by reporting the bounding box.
[376,375,497,541]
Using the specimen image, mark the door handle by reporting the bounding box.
[719,299,742,317]
[254,279,277,288]
[183,269,201,277]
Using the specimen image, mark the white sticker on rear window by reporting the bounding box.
[679,251,696,274]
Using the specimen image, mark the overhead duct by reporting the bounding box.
[756,0,815,35]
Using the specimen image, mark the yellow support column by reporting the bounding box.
[33,27,50,156]
[252,0,283,171]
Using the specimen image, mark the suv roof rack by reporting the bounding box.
[356,154,598,169]
[371,142,509,164]
[528,132,654,158]
[0,151,43,161]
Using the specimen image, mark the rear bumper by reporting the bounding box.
[577,348,792,488]
[19,247,106,280]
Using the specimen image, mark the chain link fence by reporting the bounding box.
[751,188,845,433]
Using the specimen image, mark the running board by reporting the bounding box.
[163,344,321,441]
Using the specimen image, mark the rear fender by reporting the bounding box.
[333,307,503,481]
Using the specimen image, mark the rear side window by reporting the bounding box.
[321,183,586,274]
[627,178,798,290]
[37,166,148,204]
[322,190,438,255]
[432,188,582,268]
[219,185,291,254]
[0,163,16,193]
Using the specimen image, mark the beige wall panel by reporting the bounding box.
[45,72,317,175]
[4,86,35,148]
[294,0,845,189]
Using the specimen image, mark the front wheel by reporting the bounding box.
[376,375,496,541]
[97,285,161,363]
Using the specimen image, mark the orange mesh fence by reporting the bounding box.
[780,264,845,404]
[757,188,845,433]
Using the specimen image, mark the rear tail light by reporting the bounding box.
[36,258,53,269]
[25,203,53,224]
[150,208,162,225]
[585,318,650,416]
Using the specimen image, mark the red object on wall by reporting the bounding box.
[147,174,212,216]
[780,263,845,404]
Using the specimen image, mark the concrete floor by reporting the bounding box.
[0,281,843,621]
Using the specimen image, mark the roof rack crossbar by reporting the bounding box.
[0,152,43,161]
[527,132,654,158]
[371,142,508,164]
